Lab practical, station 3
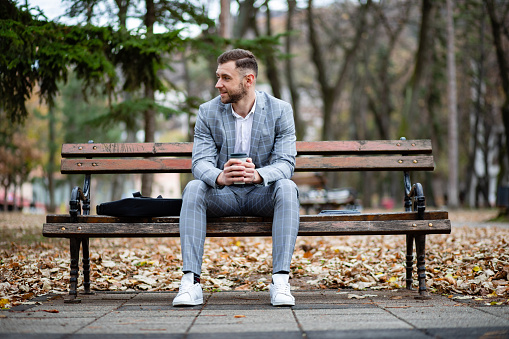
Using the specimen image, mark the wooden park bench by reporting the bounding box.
[43,139,451,303]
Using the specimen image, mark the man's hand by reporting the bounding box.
[244,158,262,184]
[216,158,262,186]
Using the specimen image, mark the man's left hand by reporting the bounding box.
[245,158,262,184]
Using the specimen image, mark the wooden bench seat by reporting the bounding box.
[43,139,451,302]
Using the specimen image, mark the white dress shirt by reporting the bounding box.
[232,96,257,154]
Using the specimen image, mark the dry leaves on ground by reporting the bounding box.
[1,212,509,309]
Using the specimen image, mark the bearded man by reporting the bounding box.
[173,49,300,307]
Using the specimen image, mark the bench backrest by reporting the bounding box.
[60,140,434,174]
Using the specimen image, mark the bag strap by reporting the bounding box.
[132,191,163,199]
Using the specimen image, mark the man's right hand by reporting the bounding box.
[216,159,246,186]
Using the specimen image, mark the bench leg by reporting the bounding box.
[415,234,431,299]
[65,237,82,303]
[82,237,94,295]
[405,234,414,290]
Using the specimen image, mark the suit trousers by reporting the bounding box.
[179,179,300,275]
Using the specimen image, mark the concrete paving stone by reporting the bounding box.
[306,329,433,339]
[294,307,387,316]
[373,297,457,307]
[474,306,509,320]
[189,323,299,334]
[187,331,303,339]
[292,303,378,310]
[127,292,182,304]
[118,305,202,313]
[73,335,185,339]
[190,309,299,333]
[195,309,296,325]
[425,327,509,339]
[100,309,199,319]
[5,305,117,318]
[293,290,376,304]
[0,317,96,334]
[295,309,413,331]
[80,292,136,300]
[0,334,67,339]
[105,309,200,318]
[76,316,193,334]
[205,291,268,305]
[386,306,509,328]
[203,304,278,310]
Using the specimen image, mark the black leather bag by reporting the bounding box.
[96,192,182,217]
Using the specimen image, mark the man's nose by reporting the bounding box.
[215,79,222,88]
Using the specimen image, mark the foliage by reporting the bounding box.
[0,1,116,123]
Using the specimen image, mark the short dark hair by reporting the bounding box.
[217,49,258,77]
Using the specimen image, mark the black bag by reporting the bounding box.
[96,192,182,217]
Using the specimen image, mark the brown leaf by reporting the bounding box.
[303,251,313,258]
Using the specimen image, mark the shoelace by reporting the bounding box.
[272,282,292,296]
[178,283,197,295]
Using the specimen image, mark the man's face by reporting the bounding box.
[215,61,247,104]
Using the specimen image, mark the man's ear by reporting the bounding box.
[244,73,255,87]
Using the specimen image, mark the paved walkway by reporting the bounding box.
[1,289,509,338]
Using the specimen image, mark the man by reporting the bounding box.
[173,49,300,307]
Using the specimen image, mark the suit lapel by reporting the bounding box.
[221,103,236,156]
[249,92,267,157]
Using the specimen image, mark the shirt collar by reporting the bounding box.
[231,94,257,120]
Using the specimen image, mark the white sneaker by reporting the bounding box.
[269,273,295,306]
[172,272,203,306]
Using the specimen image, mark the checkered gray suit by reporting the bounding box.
[179,91,300,275]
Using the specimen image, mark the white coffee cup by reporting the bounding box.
[230,153,248,184]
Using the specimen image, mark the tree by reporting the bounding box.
[307,0,371,141]
[285,0,304,140]
[446,0,459,208]
[486,0,509,213]
[63,0,213,196]
[402,0,438,137]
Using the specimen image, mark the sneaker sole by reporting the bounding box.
[271,301,295,306]
[173,298,203,306]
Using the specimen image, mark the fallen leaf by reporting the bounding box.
[234,315,246,318]
[303,251,313,258]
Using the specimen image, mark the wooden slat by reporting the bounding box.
[43,218,450,238]
[61,155,434,174]
[45,211,448,224]
[62,142,193,157]
[296,140,432,155]
[295,155,434,172]
[61,158,192,174]
[61,140,432,158]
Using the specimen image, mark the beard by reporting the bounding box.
[221,82,247,104]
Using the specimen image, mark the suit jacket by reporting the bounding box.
[192,91,297,188]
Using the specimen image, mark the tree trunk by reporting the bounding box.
[285,0,304,140]
[486,0,509,180]
[47,107,56,213]
[464,8,485,207]
[2,184,8,212]
[263,3,282,99]
[141,0,156,197]
[219,0,231,39]
[403,0,436,135]
[446,0,459,208]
